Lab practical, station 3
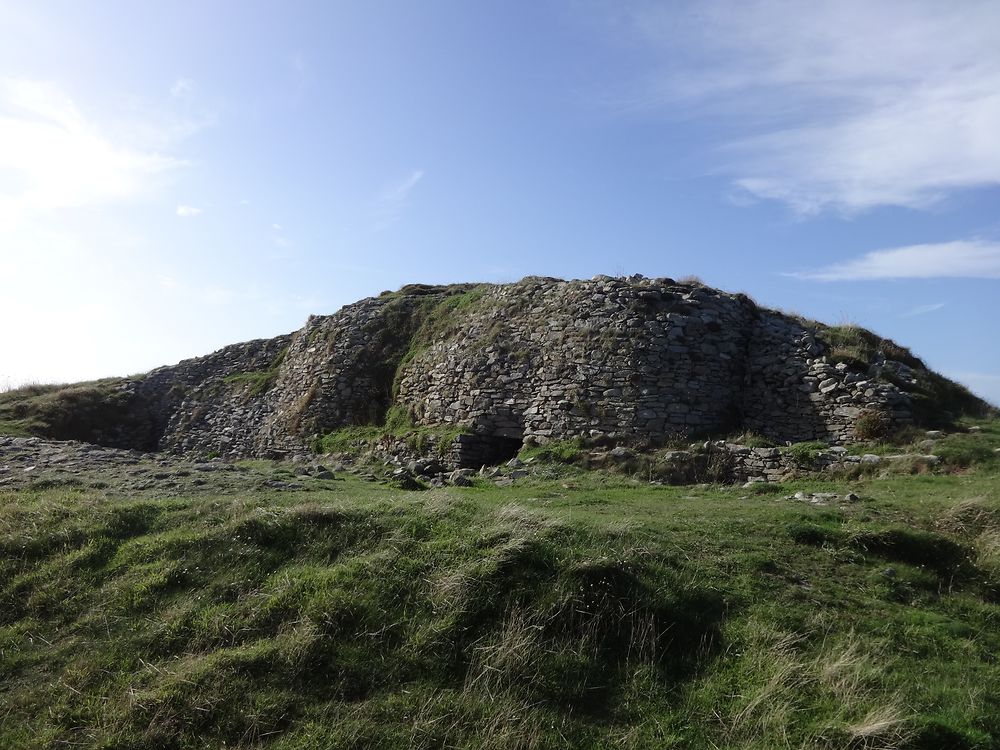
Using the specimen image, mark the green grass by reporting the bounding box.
[390,285,494,398]
[2,459,999,748]
[315,405,468,458]
[0,379,157,448]
[518,438,587,464]
[815,325,994,429]
[846,419,1000,472]
[223,347,289,399]
[726,432,777,448]
[818,324,915,372]
[0,382,78,436]
[783,440,829,463]
[932,421,1000,469]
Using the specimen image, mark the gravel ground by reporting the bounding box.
[0,436,344,495]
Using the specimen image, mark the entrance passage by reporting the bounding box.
[452,434,524,469]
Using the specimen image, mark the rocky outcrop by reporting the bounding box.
[6,275,989,461]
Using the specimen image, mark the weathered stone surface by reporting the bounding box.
[24,275,983,461]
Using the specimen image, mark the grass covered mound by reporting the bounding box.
[0,380,158,449]
[2,461,999,749]
[815,324,994,429]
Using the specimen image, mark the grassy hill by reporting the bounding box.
[0,380,158,449]
[2,422,999,748]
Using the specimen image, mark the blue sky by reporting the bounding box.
[1,1,998,405]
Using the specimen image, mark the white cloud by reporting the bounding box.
[900,302,945,318]
[170,78,194,98]
[626,1,1000,213]
[156,274,180,291]
[381,169,424,204]
[790,240,1000,281]
[176,204,202,217]
[372,169,424,230]
[290,53,309,102]
[0,79,184,229]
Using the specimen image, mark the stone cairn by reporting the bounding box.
[70,274,959,476]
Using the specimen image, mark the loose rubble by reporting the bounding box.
[0,436,336,495]
[786,491,862,506]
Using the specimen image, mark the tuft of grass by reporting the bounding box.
[223,347,288,399]
[937,495,1000,586]
[701,624,912,750]
[728,432,777,448]
[784,441,829,464]
[816,324,994,429]
[819,323,923,373]
[932,425,1000,470]
[314,405,468,457]
[518,438,586,465]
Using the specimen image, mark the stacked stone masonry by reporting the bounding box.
[396,276,912,449]
[107,275,928,460]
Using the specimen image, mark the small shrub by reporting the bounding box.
[784,441,828,464]
[854,409,892,441]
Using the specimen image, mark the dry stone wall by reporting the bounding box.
[397,277,757,444]
[396,276,912,451]
[740,311,912,443]
[254,293,440,454]
[145,335,293,455]
[112,275,938,460]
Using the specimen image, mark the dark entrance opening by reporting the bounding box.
[481,435,523,465]
[453,434,524,469]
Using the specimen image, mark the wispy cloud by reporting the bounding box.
[900,302,945,318]
[789,240,1000,281]
[371,169,424,230]
[170,78,194,98]
[267,222,292,250]
[176,204,202,217]
[381,170,424,204]
[289,53,309,102]
[0,79,185,230]
[624,1,1000,214]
